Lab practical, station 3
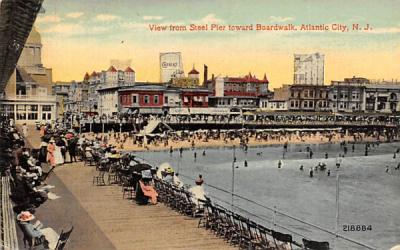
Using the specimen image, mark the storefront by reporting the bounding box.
[0,98,57,124]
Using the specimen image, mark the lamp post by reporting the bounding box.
[334,167,340,249]
[231,145,236,210]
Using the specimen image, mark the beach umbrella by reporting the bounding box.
[130,163,152,172]
[157,162,175,179]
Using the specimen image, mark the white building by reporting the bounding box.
[97,86,120,116]
[86,66,135,114]
[0,26,57,124]
[160,52,184,82]
[294,52,324,85]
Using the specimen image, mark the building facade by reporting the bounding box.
[97,86,120,116]
[52,82,71,118]
[86,66,136,114]
[294,53,324,85]
[181,88,209,108]
[288,84,329,111]
[364,83,400,113]
[65,81,89,114]
[119,84,166,114]
[329,77,367,112]
[0,26,57,124]
[208,73,269,109]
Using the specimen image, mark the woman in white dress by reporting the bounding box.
[54,144,64,165]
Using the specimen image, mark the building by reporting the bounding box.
[171,66,200,88]
[260,86,289,111]
[17,26,53,93]
[52,82,71,118]
[329,77,367,112]
[328,77,400,113]
[288,84,329,111]
[86,66,136,114]
[0,26,57,123]
[294,53,324,85]
[119,84,166,115]
[365,82,400,113]
[160,52,184,82]
[97,85,120,116]
[181,87,209,108]
[65,81,89,114]
[118,83,210,114]
[208,73,269,109]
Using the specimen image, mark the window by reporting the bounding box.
[154,95,159,104]
[333,95,337,99]
[28,113,38,120]
[17,113,26,120]
[144,95,150,104]
[17,105,26,111]
[165,96,168,104]
[304,101,308,108]
[27,105,38,111]
[42,105,52,111]
[132,95,137,103]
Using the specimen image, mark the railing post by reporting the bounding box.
[273,205,277,229]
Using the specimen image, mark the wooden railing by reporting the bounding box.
[1,176,18,249]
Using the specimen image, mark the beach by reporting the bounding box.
[82,130,384,152]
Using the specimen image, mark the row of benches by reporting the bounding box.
[154,178,330,250]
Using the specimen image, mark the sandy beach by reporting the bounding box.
[82,131,383,152]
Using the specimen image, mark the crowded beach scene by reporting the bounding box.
[0,0,399,250]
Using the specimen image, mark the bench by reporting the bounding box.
[18,222,46,248]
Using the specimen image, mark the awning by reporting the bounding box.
[139,108,163,114]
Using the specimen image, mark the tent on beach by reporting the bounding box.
[139,120,173,136]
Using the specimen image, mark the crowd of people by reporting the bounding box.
[73,112,400,127]
[81,124,395,153]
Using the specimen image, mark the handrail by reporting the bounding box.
[1,176,19,249]
[178,172,377,250]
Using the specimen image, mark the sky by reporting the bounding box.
[35,0,400,89]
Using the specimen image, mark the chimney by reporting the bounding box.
[211,74,215,80]
[203,64,208,85]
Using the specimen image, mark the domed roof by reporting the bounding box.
[26,26,41,45]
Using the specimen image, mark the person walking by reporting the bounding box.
[47,139,56,167]
[68,138,77,163]
[22,123,28,138]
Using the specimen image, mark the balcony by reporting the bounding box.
[3,94,57,102]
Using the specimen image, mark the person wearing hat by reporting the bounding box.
[47,139,56,167]
[17,211,44,241]
[189,175,207,212]
[39,124,46,137]
[195,174,204,185]
[17,211,35,222]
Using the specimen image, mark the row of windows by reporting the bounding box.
[291,90,326,98]
[332,93,360,99]
[290,100,328,108]
[15,105,52,111]
[130,95,160,104]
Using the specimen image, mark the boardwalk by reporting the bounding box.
[23,126,233,250]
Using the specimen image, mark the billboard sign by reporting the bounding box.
[160,52,184,82]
